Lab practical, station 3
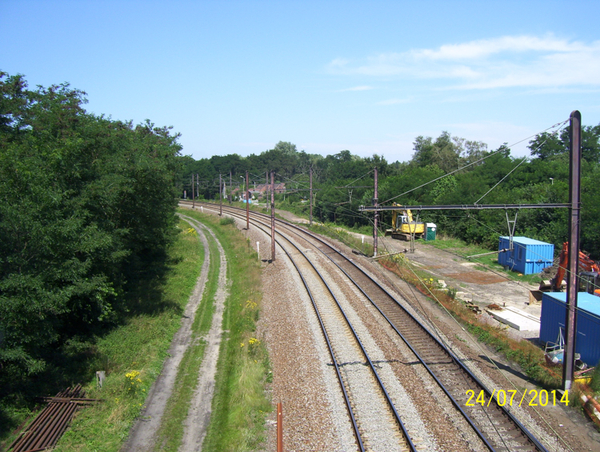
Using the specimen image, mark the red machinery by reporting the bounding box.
[540,242,600,295]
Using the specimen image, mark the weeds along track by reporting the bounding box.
[182,203,554,452]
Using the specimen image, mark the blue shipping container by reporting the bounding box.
[498,236,554,275]
[539,292,600,367]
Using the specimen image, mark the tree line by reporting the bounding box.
[2,71,598,393]
[183,128,600,260]
[0,73,182,385]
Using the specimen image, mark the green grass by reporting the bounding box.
[307,222,374,256]
[12,208,273,452]
[151,220,220,451]
[181,209,271,452]
[50,220,204,451]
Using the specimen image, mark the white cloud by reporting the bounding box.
[376,98,411,105]
[327,35,600,90]
[338,85,374,92]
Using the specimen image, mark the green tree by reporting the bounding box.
[0,73,182,376]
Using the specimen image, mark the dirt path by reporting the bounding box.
[179,217,229,451]
[122,215,227,452]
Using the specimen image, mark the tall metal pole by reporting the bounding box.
[373,167,378,257]
[219,174,223,216]
[271,170,276,261]
[309,166,313,226]
[192,174,195,208]
[563,110,582,391]
[266,171,270,213]
[229,171,232,205]
[246,170,250,230]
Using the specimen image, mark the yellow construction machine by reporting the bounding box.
[385,203,425,240]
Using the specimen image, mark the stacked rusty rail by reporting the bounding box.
[9,385,97,452]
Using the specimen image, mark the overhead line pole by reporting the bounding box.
[246,170,250,230]
[310,166,313,226]
[271,170,276,262]
[564,110,582,391]
[373,167,378,258]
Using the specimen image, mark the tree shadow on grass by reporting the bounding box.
[0,250,184,445]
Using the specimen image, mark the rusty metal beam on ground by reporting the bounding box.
[8,386,98,452]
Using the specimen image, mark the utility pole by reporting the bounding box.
[219,174,222,216]
[229,171,232,205]
[266,171,270,213]
[246,170,250,230]
[564,110,582,391]
[373,167,378,257]
[192,174,195,208]
[309,166,313,226]
[271,171,276,261]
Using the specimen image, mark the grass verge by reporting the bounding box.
[14,209,271,452]
[181,208,271,452]
[150,219,220,451]
[307,222,374,256]
[49,219,204,451]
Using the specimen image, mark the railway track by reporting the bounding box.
[181,202,559,451]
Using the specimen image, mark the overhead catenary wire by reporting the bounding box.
[382,119,569,205]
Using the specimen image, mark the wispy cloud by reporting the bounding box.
[377,98,411,105]
[327,35,600,90]
[338,85,374,92]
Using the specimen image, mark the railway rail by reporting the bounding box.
[181,201,562,451]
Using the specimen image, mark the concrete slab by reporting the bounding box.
[485,306,541,331]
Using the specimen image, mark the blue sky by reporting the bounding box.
[2,0,599,162]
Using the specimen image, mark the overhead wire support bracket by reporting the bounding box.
[506,211,518,251]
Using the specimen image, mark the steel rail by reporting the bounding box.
[278,232,417,452]
[265,210,548,452]
[192,203,417,451]
[248,214,415,451]
[188,202,550,451]
[267,211,549,452]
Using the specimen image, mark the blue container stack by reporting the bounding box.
[498,236,554,275]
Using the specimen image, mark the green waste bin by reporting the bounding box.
[426,223,436,241]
